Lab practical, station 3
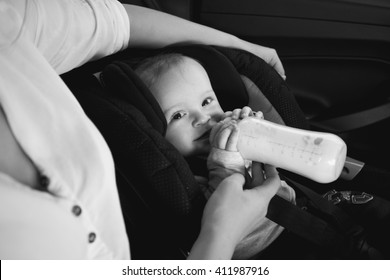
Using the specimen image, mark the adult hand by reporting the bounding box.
[236,39,286,80]
[188,165,281,259]
[124,5,286,80]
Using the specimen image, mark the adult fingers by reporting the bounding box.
[243,41,286,80]
[250,164,281,201]
[269,51,286,80]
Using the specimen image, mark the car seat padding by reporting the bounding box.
[63,67,205,259]
[63,45,309,259]
[214,47,309,130]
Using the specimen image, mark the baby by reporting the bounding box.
[135,53,295,259]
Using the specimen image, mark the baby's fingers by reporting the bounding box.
[214,122,238,151]
[210,120,229,145]
[253,111,264,120]
[221,111,233,120]
[225,123,239,151]
[231,106,256,120]
[239,106,253,119]
[231,108,242,120]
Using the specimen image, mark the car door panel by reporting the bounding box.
[120,0,390,166]
[194,0,390,166]
[197,1,389,105]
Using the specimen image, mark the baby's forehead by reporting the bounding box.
[151,55,215,98]
[172,56,206,73]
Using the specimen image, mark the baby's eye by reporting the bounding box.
[171,112,185,121]
[202,97,213,107]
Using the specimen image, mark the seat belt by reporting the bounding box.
[266,177,383,258]
[267,196,349,255]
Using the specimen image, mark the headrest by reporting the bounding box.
[102,45,308,135]
[214,47,309,129]
[100,60,168,135]
[101,45,250,136]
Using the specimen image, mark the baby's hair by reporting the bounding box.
[135,53,202,90]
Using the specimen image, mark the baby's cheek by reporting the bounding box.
[165,133,190,156]
[165,131,180,148]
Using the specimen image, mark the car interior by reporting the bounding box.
[61,0,390,259]
[123,0,390,169]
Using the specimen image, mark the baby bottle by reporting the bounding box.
[237,117,347,183]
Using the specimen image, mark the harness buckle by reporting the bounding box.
[323,190,373,205]
[323,189,342,205]
[351,192,374,204]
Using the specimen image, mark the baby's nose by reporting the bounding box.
[193,113,210,127]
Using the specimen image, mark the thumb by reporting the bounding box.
[221,173,246,190]
[249,165,280,200]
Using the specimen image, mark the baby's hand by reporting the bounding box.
[222,106,263,121]
[208,119,246,178]
[210,107,263,152]
[209,119,240,152]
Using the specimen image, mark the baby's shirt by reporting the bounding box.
[199,147,296,259]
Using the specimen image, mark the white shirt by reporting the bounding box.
[0,0,130,259]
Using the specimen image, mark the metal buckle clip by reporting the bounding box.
[323,190,373,205]
[323,189,342,205]
[351,192,374,204]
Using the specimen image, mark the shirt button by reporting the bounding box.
[72,205,82,216]
[301,206,308,211]
[39,175,50,188]
[88,232,96,243]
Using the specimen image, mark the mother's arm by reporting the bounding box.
[123,4,285,79]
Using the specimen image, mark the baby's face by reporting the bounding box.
[151,57,224,157]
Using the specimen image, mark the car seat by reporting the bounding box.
[61,44,390,259]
